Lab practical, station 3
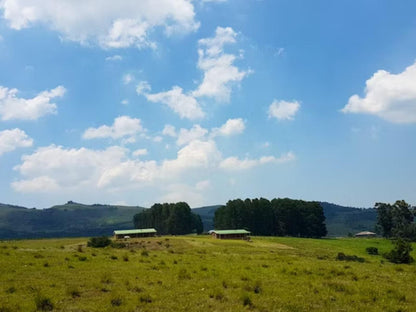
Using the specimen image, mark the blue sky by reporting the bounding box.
[0,0,416,209]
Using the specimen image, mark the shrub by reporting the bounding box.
[110,241,126,249]
[5,287,16,294]
[336,252,365,262]
[87,236,111,248]
[101,273,113,284]
[209,290,224,301]
[0,305,13,312]
[35,294,54,311]
[241,294,253,307]
[110,296,123,307]
[178,268,191,280]
[383,239,414,264]
[67,287,81,298]
[139,294,153,303]
[253,281,262,294]
[366,247,379,255]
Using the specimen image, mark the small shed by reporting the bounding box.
[113,228,157,239]
[211,229,250,240]
[354,231,376,238]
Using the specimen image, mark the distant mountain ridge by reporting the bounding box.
[320,202,376,236]
[0,201,145,239]
[0,201,377,239]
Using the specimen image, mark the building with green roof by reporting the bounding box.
[113,228,157,239]
[210,229,250,240]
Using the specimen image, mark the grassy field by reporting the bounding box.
[0,236,415,311]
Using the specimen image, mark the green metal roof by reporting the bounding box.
[113,228,157,235]
[212,229,250,234]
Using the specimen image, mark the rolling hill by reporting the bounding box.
[0,201,145,239]
[0,201,377,239]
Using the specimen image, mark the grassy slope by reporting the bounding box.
[0,236,414,311]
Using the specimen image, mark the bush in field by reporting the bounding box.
[87,236,111,248]
[366,247,379,255]
[383,238,414,264]
[336,252,365,262]
[35,294,54,311]
[241,293,253,307]
[110,241,126,249]
[110,296,123,307]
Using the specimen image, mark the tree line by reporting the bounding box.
[214,198,327,238]
[133,202,203,235]
[376,200,416,241]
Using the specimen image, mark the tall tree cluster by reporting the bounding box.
[376,200,416,240]
[214,198,327,238]
[133,202,203,235]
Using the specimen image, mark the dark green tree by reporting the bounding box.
[376,200,415,240]
[383,238,414,264]
[213,197,326,238]
[133,202,201,235]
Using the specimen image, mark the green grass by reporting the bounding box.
[0,236,415,311]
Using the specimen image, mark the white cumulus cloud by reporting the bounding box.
[0,0,199,49]
[13,145,129,192]
[0,85,65,120]
[342,61,416,123]
[83,116,144,140]
[268,100,300,121]
[193,27,249,101]
[133,148,148,157]
[160,183,206,207]
[105,54,122,61]
[162,139,221,174]
[123,73,134,85]
[136,81,151,95]
[212,118,245,136]
[0,128,33,156]
[220,152,295,170]
[162,124,176,137]
[176,125,208,146]
[12,140,221,193]
[145,86,205,120]
[138,27,248,119]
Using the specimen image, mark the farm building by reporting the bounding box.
[113,228,157,239]
[354,231,376,238]
[210,229,250,240]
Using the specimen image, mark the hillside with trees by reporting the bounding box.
[133,202,203,235]
[0,199,380,239]
[320,202,377,236]
[0,201,145,239]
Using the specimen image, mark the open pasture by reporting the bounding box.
[0,236,415,311]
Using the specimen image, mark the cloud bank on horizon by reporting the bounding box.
[0,1,415,208]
